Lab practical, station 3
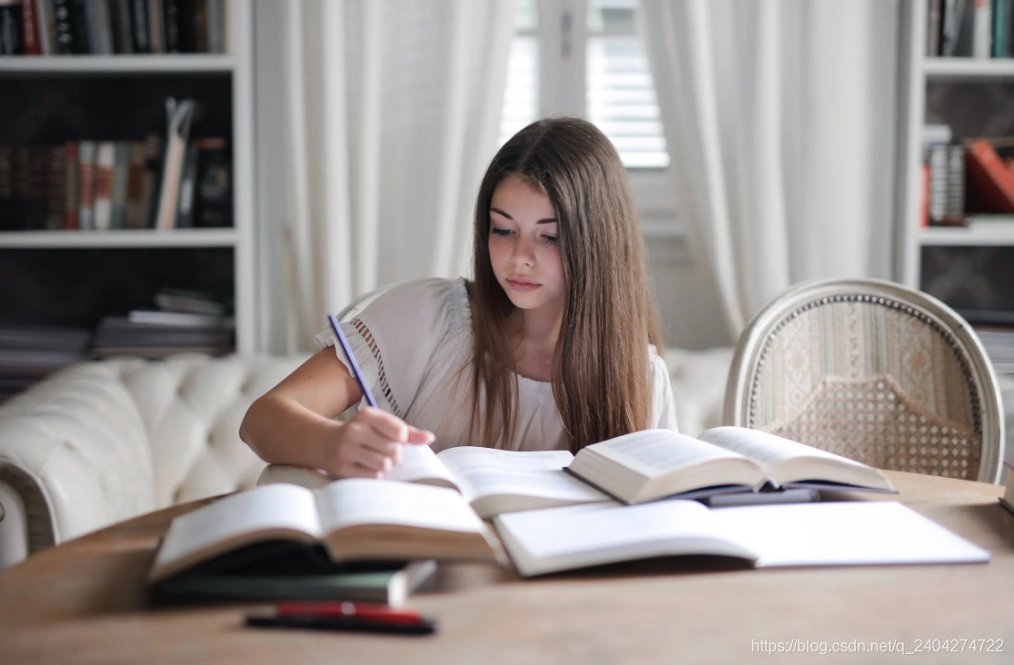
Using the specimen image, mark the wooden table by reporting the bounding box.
[1,471,1013,664]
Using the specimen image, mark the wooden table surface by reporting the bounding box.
[1,470,1013,665]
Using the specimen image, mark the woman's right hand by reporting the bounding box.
[321,407,434,479]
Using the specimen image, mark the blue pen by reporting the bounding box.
[328,314,379,409]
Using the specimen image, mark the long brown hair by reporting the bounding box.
[468,117,663,453]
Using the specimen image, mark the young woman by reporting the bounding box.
[240,117,677,479]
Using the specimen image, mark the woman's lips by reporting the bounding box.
[507,278,540,292]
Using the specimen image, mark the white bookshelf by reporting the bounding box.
[896,0,1014,290]
[0,0,256,354]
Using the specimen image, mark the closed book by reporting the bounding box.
[87,0,113,54]
[93,141,115,231]
[146,0,161,52]
[77,140,97,230]
[0,145,13,230]
[205,0,221,53]
[174,138,199,227]
[973,0,992,57]
[928,0,942,56]
[151,553,437,608]
[154,98,196,230]
[992,0,1010,56]
[194,136,230,227]
[140,131,162,227]
[68,0,91,53]
[965,138,1014,214]
[162,0,178,51]
[110,0,132,53]
[64,141,79,229]
[13,146,47,230]
[0,0,24,55]
[21,0,41,55]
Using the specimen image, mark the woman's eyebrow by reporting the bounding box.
[490,207,512,220]
[536,218,558,225]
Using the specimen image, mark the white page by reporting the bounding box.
[494,500,759,576]
[711,501,990,567]
[436,447,604,504]
[588,429,752,478]
[315,478,487,535]
[152,484,322,576]
[383,443,459,489]
[698,426,861,473]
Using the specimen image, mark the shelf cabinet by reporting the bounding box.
[897,1,1014,323]
[0,0,255,353]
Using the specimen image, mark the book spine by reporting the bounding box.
[205,0,220,53]
[192,0,204,52]
[941,0,961,56]
[110,140,129,229]
[111,0,131,52]
[944,144,967,225]
[78,140,96,230]
[51,0,74,53]
[22,0,41,55]
[44,144,65,230]
[974,0,992,56]
[124,140,144,228]
[64,140,79,229]
[920,162,931,229]
[93,140,114,230]
[929,0,942,56]
[161,0,177,51]
[34,0,54,54]
[0,145,13,231]
[928,144,949,224]
[992,0,1007,56]
[0,0,24,55]
[1006,0,1014,56]
[129,0,147,52]
[68,0,91,53]
[140,131,161,227]
[146,0,161,53]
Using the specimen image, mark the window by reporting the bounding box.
[500,0,677,233]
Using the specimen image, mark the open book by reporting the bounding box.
[260,445,610,519]
[148,479,505,584]
[566,426,895,504]
[494,500,990,577]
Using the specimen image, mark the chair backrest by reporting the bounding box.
[724,278,1005,484]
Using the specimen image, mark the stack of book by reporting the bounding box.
[0,100,232,232]
[91,288,234,358]
[927,0,1014,58]
[0,323,90,403]
[0,0,227,56]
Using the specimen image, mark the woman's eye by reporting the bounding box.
[543,235,558,244]
[491,227,512,237]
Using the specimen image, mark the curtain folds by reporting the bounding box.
[254,0,515,353]
[640,0,899,340]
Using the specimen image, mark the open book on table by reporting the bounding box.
[148,479,506,584]
[494,500,990,577]
[565,426,896,504]
[260,445,610,519]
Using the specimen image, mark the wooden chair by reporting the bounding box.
[724,278,1005,483]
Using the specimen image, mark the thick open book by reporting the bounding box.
[494,500,990,577]
[566,426,895,504]
[260,445,610,519]
[148,479,505,584]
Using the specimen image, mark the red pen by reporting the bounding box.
[246,601,437,635]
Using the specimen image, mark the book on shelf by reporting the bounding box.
[260,445,611,520]
[63,141,79,229]
[93,141,115,230]
[154,97,196,230]
[493,499,990,577]
[77,140,96,230]
[150,545,437,607]
[966,138,1014,214]
[147,480,507,585]
[154,287,225,315]
[1,0,227,56]
[565,426,896,505]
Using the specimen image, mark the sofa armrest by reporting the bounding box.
[0,362,155,568]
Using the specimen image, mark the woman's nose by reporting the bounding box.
[511,233,535,266]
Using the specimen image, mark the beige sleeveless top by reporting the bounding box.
[315,278,678,452]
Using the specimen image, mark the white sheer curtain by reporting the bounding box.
[640,0,898,338]
[253,0,515,353]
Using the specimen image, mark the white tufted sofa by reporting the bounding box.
[0,354,305,570]
[0,348,732,571]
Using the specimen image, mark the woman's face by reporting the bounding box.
[487,175,566,318]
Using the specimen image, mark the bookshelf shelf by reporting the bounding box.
[0,55,236,75]
[918,221,1014,246]
[924,57,1014,79]
[0,229,238,249]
